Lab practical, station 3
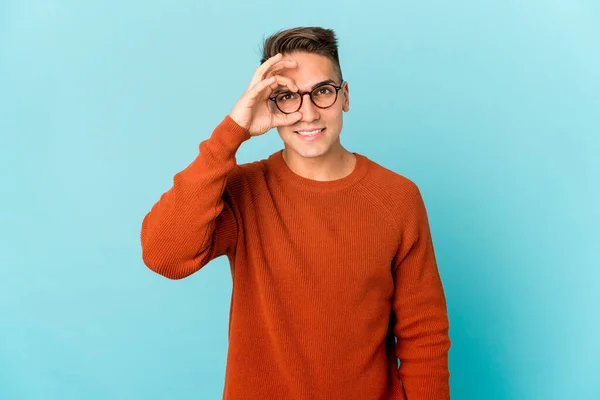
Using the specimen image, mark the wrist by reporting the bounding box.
[228,111,249,131]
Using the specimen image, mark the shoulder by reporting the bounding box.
[360,155,422,202]
[358,155,428,226]
[224,158,269,194]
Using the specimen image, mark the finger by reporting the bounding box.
[273,111,303,128]
[249,53,283,88]
[264,60,297,78]
[247,76,278,99]
[268,75,298,92]
[248,75,296,103]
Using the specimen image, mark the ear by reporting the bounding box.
[342,81,350,112]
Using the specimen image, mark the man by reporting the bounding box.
[141,27,451,400]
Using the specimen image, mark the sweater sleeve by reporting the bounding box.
[140,116,251,279]
[391,182,451,399]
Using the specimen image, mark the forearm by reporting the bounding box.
[140,116,249,279]
[395,300,451,399]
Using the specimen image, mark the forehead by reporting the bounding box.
[279,52,337,89]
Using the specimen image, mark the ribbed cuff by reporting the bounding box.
[206,115,251,159]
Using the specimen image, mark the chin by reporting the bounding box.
[290,146,330,159]
[283,139,337,160]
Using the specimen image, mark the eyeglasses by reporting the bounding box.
[269,80,344,114]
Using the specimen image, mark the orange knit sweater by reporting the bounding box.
[140,116,451,400]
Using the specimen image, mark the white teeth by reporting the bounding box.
[297,129,323,136]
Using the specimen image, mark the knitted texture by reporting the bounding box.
[141,116,451,400]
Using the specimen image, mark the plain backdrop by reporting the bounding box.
[1,1,598,399]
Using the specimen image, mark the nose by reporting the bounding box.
[299,93,320,122]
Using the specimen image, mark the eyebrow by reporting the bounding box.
[272,79,337,95]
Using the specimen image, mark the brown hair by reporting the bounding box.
[260,27,343,81]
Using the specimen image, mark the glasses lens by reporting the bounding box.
[275,92,301,113]
[311,85,338,108]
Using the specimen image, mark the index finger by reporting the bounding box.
[249,53,283,88]
[264,60,297,79]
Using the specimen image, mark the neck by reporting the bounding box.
[282,145,356,182]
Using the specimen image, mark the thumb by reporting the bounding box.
[274,112,302,127]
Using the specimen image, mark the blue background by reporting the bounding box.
[1,1,598,399]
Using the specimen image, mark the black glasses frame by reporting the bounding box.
[269,80,345,115]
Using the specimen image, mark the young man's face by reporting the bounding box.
[274,52,349,160]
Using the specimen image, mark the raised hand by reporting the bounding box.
[229,53,302,137]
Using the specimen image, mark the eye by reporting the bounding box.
[276,92,297,102]
[314,86,333,96]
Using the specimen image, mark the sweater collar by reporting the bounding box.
[266,149,369,193]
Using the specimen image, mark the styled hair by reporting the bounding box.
[260,27,343,81]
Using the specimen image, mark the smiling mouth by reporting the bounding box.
[295,128,325,137]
